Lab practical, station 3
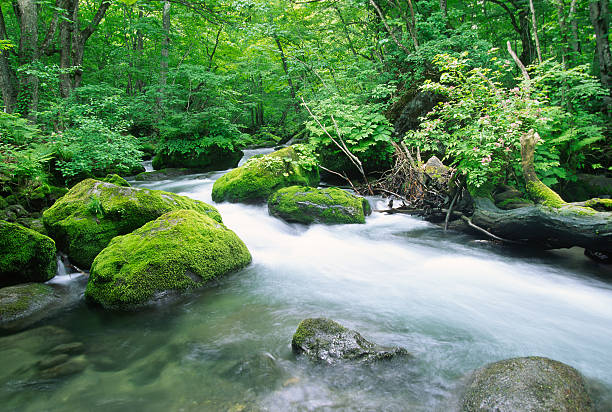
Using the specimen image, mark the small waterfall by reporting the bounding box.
[56,255,68,277]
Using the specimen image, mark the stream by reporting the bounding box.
[1,148,611,411]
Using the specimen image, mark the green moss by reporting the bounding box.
[43,179,222,268]
[212,146,320,204]
[291,318,347,348]
[101,174,130,187]
[85,209,251,309]
[0,283,55,324]
[526,180,565,208]
[153,144,243,171]
[268,186,369,224]
[0,220,56,286]
[584,198,612,212]
[496,197,535,209]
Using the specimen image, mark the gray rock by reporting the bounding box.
[460,356,593,412]
[291,318,410,365]
[224,352,284,391]
[37,354,70,369]
[38,355,88,379]
[0,325,74,354]
[49,342,85,356]
[0,283,59,331]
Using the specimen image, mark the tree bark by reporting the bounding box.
[160,0,171,90]
[528,0,542,63]
[589,0,612,95]
[16,0,39,118]
[59,0,111,96]
[471,198,612,252]
[440,0,447,19]
[0,7,18,112]
[569,0,580,54]
[274,35,297,108]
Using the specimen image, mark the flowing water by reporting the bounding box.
[1,149,611,411]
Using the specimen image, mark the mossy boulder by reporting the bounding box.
[85,209,252,309]
[560,174,612,202]
[42,179,221,269]
[460,356,593,412]
[134,168,194,181]
[28,185,69,210]
[0,283,59,330]
[101,174,130,187]
[152,144,243,171]
[268,186,371,224]
[212,145,320,203]
[0,221,56,287]
[291,318,410,365]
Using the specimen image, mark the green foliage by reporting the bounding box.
[305,95,394,173]
[404,53,606,190]
[0,113,51,193]
[53,117,143,181]
[87,195,104,218]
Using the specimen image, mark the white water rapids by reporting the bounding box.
[1,148,610,411]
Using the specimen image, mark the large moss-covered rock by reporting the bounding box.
[0,221,56,287]
[43,179,221,269]
[0,283,58,330]
[461,356,593,412]
[268,186,371,224]
[212,145,320,203]
[152,144,243,171]
[134,168,194,181]
[85,209,252,309]
[291,318,410,365]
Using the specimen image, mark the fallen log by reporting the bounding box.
[471,198,612,252]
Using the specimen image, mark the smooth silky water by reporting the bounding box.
[1,149,611,411]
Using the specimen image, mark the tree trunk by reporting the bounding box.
[528,0,542,63]
[0,7,17,112]
[160,0,170,90]
[274,35,297,110]
[569,0,580,55]
[589,0,612,95]
[59,0,110,96]
[518,9,534,66]
[520,130,566,207]
[471,198,612,252]
[16,0,39,118]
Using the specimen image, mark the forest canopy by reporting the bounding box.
[0,0,610,204]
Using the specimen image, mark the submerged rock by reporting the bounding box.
[43,178,221,268]
[460,356,593,412]
[0,325,74,353]
[0,283,58,330]
[85,209,252,309]
[38,355,88,379]
[152,144,243,171]
[268,186,371,224]
[0,221,56,287]
[291,318,410,364]
[212,145,319,203]
[224,352,285,391]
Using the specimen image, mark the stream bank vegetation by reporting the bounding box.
[1,1,612,408]
[0,1,610,251]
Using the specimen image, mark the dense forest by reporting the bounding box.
[1,1,612,410]
[1,0,610,198]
